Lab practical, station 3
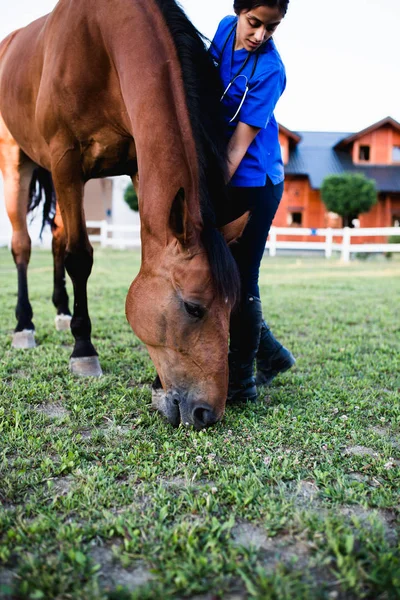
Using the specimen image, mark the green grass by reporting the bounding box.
[0,248,399,600]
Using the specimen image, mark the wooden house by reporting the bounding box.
[277,117,400,242]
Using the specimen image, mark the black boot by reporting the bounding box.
[227,294,263,402]
[255,320,296,386]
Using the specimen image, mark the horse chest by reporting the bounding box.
[81,136,137,179]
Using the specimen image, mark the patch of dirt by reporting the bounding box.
[372,426,391,437]
[78,425,133,441]
[109,495,151,516]
[78,429,93,440]
[158,477,217,490]
[2,453,18,468]
[107,478,152,514]
[371,426,400,448]
[278,479,323,509]
[89,544,153,592]
[293,480,320,502]
[160,477,188,488]
[308,567,352,600]
[126,379,149,389]
[104,425,132,436]
[276,537,313,569]
[231,522,269,551]
[345,446,379,458]
[339,505,398,543]
[48,475,74,496]
[188,595,245,600]
[231,522,312,570]
[0,568,17,599]
[347,472,369,483]
[0,502,17,513]
[33,403,69,419]
[12,370,29,380]
[111,476,218,517]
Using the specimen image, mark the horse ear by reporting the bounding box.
[219,211,250,245]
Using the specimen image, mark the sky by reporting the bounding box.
[1,0,399,133]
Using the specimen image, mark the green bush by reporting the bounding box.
[321,173,377,227]
[385,235,400,259]
[124,182,139,212]
[388,235,400,244]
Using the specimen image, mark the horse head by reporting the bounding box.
[125,188,249,430]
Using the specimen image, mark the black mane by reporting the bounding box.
[155,0,241,307]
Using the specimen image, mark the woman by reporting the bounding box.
[210,0,295,401]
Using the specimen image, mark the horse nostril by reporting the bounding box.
[192,406,218,429]
[171,392,180,406]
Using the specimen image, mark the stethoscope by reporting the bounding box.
[219,23,262,123]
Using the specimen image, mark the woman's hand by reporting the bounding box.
[226,122,261,182]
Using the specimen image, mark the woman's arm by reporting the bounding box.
[227,121,261,181]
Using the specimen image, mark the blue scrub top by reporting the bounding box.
[210,15,286,187]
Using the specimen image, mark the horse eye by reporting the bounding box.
[184,302,206,319]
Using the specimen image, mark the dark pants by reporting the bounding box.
[228,177,284,298]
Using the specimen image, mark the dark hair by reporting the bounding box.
[233,0,289,16]
[155,0,241,308]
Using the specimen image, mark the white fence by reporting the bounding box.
[267,226,400,262]
[87,220,141,248]
[2,220,400,262]
[87,221,400,263]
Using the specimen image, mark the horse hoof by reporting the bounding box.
[55,314,72,331]
[70,356,103,377]
[12,330,36,349]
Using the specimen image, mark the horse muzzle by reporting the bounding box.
[151,378,220,429]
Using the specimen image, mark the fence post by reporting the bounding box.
[100,220,108,248]
[325,228,333,259]
[341,227,351,262]
[269,226,277,257]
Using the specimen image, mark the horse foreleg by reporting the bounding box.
[51,203,72,331]
[0,134,36,347]
[51,149,102,376]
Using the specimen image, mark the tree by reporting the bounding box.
[124,182,139,212]
[321,173,377,227]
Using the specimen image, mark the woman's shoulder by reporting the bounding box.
[258,39,286,77]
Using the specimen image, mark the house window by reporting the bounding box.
[392,146,400,162]
[359,145,370,161]
[287,212,303,226]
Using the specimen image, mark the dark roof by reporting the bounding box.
[279,123,301,145]
[284,130,400,192]
[335,116,400,149]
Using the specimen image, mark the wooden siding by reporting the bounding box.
[83,179,113,221]
[273,182,400,243]
[278,131,289,165]
[390,129,400,164]
[273,176,341,242]
[357,194,400,241]
[273,126,400,244]
[352,124,400,165]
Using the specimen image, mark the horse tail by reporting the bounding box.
[28,167,57,237]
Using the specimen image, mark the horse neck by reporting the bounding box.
[99,0,202,244]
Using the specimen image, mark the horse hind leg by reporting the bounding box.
[51,203,72,331]
[0,127,36,348]
[51,145,102,376]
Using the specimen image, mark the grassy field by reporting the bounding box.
[0,247,399,600]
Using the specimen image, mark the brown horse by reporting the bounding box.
[0,0,248,429]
